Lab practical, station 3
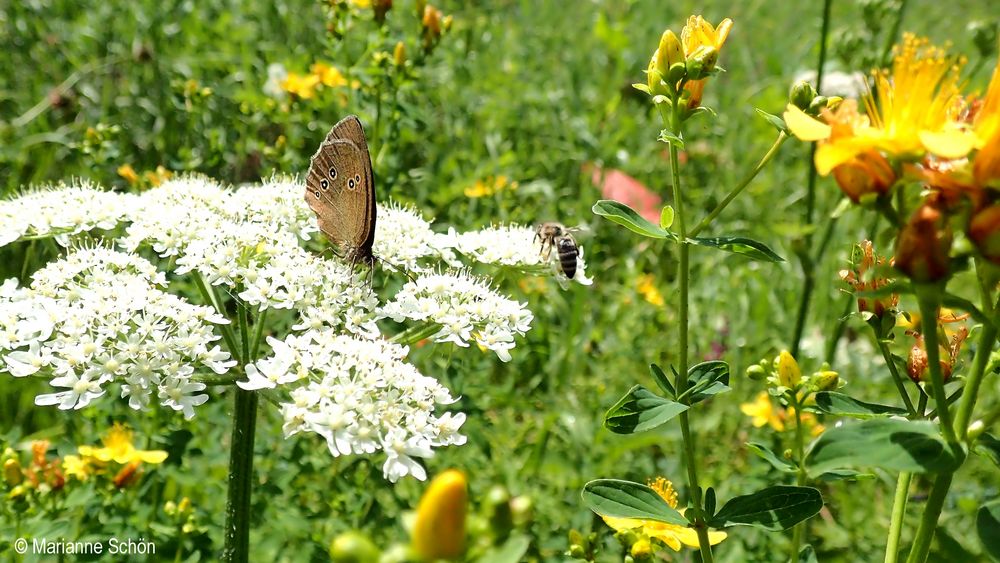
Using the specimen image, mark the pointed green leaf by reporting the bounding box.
[649,363,675,398]
[705,487,717,518]
[815,469,875,482]
[582,479,688,525]
[689,235,784,262]
[974,433,1000,470]
[592,200,677,240]
[812,391,909,419]
[708,486,823,531]
[604,385,688,434]
[806,419,965,475]
[755,108,789,133]
[680,360,731,404]
[746,441,796,473]
[658,129,686,150]
[978,500,1000,560]
[660,205,675,229]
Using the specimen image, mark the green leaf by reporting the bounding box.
[746,441,796,473]
[974,433,1000,470]
[604,385,688,434]
[708,486,823,531]
[658,129,685,150]
[660,205,675,229]
[632,83,651,94]
[705,487,717,518]
[649,363,675,398]
[806,419,965,475]
[815,469,875,482]
[592,200,677,240]
[681,360,730,404]
[978,500,1000,561]
[812,391,909,419]
[689,235,784,262]
[582,479,688,525]
[478,534,531,563]
[755,108,788,133]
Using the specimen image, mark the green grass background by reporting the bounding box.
[1,0,997,561]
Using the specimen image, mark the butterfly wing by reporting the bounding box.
[306,115,376,264]
[306,137,373,264]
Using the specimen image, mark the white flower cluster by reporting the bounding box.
[124,177,379,337]
[229,176,318,241]
[454,224,592,285]
[0,181,134,248]
[0,247,234,418]
[381,271,533,362]
[373,203,458,273]
[240,331,466,482]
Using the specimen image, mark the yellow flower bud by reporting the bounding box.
[655,30,684,76]
[329,531,381,563]
[3,458,22,486]
[812,370,840,392]
[630,537,652,558]
[412,469,467,560]
[646,54,664,94]
[776,350,801,388]
[393,41,407,67]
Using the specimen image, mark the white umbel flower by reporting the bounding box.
[0,181,133,248]
[380,271,533,361]
[241,330,465,482]
[454,224,592,286]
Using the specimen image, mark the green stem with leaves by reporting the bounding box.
[664,94,714,563]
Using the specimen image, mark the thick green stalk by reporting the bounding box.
[953,269,999,440]
[222,387,259,562]
[222,302,259,562]
[914,286,957,444]
[884,472,912,563]
[665,100,714,563]
[904,472,953,563]
[789,0,833,358]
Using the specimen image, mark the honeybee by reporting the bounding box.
[534,222,580,279]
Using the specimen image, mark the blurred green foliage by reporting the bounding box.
[0,0,997,561]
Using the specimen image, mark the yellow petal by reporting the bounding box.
[137,450,168,464]
[672,526,728,547]
[601,515,644,533]
[784,105,831,142]
[919,130,976,159]
[815,142,865,176]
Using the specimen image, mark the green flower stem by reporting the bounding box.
[250,308,269,362]
[884,471,912,563]
[195,374,243,385]
[953,282,999,441]
[789,0,833,358]
[876,339,917,417]
[687,132,788,238]
[222,296,262,562]
[665,97,714,563]
[390,322,443,346]
[789,394,809,563]
[222,387,259,563]
[914,285,957,444]
[192,274,241,368]
[904,472,953,563]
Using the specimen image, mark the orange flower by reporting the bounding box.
[839,240,898,317]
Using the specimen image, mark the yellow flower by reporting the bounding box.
[144,165,172,187]
[463,175,517,198]
[602,477,727,551]
[636,274,665,307]
[412,469,467,561]
[349,0,371,7]
[740,391,785,431]
[281,71,321,99]
[679,16,733,108]
[77,423,168,465]
[786,34,970,175]
[310,62,348,88]
[970,60,1000,187]
[62,455,92,481]
[117,164,139,184]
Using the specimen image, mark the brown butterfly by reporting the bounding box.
[305,115,376,267]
